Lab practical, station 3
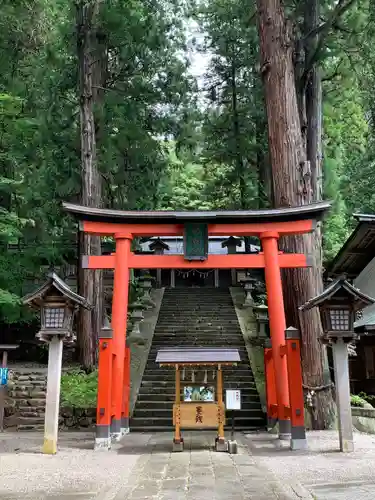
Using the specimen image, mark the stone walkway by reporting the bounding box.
[0,431,297,500]
[113,432,296,500]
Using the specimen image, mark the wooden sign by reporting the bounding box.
[183,223,208,261]
[173,402,225,428]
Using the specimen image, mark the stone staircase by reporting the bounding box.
[131,287,266,432]
[7,371,47,430]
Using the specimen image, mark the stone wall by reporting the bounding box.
[230,287,266,412]
[352,406,375,434]
[59,407,96,429]
[129,288,164,414]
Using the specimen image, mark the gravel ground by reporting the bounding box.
[245,430,375,499]
[0,431,150,499]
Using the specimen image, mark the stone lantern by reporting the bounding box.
[241,275,257,308]
[22,272,92,454]
[139,269,156,309]
[254,304,269,338]
[300,275,375,452]
[127,302,146,346]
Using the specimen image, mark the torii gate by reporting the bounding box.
[63,201,330,450]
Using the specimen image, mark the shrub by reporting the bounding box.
[60,369,98,408]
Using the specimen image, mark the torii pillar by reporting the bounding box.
[261,231,291,439]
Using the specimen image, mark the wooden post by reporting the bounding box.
[111,234,131,441]
[285,327,307,450]
[264,339,277,430]
[332,338,354,452]
[42,337,63,454]
[261,231,291,439]
[173,364,183,451]
[216,364,227,451]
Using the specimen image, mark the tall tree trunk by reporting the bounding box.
[230,57,251,254]
[76,0,103,370]
[256,0,335,428]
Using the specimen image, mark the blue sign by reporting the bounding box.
[0,368,8,386]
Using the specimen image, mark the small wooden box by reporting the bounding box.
[173,402,225,429]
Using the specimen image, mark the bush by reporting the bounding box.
[351,394,367,407]
[60,370,98,408]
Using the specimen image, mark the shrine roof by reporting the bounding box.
[63,201,331,225]
[155,347,240,364]
[327,214,375,278]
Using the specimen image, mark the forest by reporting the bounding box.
[1,0,375,426]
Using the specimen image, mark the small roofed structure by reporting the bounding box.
[156,347,240,453]
[23,272,92,343]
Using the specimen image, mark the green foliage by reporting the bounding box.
[60,370,98,408]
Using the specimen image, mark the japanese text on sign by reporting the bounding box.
[226,389,241,410]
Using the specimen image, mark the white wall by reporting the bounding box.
[354,257,375,326]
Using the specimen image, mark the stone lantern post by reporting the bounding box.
[300,276,375,452]
[22,273,92,454]
[221,237,242,285]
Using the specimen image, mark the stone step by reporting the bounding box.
[19,411,45,418]
[138,387,259,396]
[130,424,263,432]
[10,390,46,399]
[19,405,45,413]
[130,416,266,428]
[17,424,44,431]
[137,392,262,403]
[141,372,255,381]
[17,416,45,424]
[132,408,264,418]
[136,400,262,410]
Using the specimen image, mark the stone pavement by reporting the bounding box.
[0,430,297,500]
[245,430,375,499]
[3,429,375,500]
[113,432,299,500]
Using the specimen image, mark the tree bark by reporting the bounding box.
[76,0,103,370]
[256,0,335,428]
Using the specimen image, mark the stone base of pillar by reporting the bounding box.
[110,418,122,441]
[290,425,307,450]
[121,416,130,437]
[42,437,57,455]
[340,438,354,453]
[267,417,278,432]
[215,438,228,452]
[94,425,111,451]
[227,440,238,454]
[278,419,291,440]
[172,439,184,452]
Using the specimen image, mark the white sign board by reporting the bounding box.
[226,389,241,410]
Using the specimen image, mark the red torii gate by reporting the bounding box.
[63,201,330,449]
